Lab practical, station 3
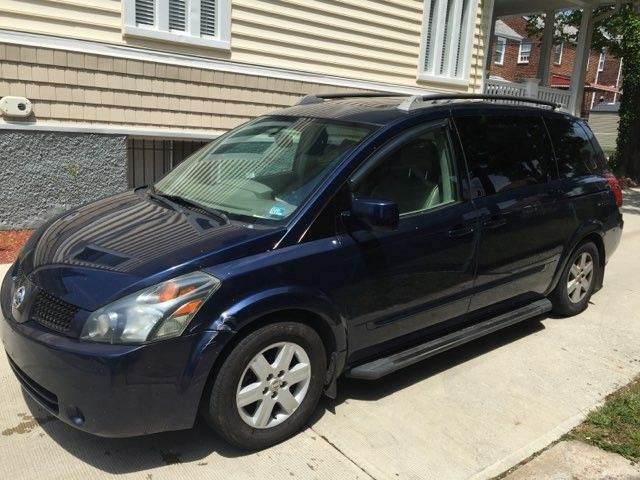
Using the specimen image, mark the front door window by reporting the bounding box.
[353,125,460,215]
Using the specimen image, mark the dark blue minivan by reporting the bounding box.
[1,94,623,449]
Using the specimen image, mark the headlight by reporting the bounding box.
[81,272,220,344]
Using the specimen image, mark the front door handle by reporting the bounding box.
[449,225,475,238]
[482,217,507,229]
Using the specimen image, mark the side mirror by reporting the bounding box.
[349,198,399,231]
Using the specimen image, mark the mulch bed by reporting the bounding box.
[0,230,34,264]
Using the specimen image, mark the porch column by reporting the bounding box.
[537,10,555,86]
[483,0,497,79]
[568,5,595,116]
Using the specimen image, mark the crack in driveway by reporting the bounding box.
[309,426,378,480]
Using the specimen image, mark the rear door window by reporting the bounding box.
[455,114,554,198]
[545,116,605,178]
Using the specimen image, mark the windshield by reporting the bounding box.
[155,116,373,223]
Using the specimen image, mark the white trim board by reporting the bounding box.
[0,29,440,96]
[0,120,222,140]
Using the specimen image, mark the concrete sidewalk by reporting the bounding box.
[503,441,640,479]
[1,191,639,480]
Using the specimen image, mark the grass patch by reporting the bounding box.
[567,377,640,461]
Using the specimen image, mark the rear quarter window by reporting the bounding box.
[545,116,606,178]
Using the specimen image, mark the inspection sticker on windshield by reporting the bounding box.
[269,206,286,218]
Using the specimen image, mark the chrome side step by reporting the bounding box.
[346,299,552,380]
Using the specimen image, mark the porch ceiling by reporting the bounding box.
[494,0,618,16]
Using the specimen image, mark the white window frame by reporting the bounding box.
[553,42,564,65]
[518,40,532,64]
[122,0,231,50]
[598,52,606,72]
[418,0,480,87]
[495,37,506,65]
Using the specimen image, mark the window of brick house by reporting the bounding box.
[495,37,506,65]
[123,0,231,50]
[598,52,606,72]
[553,42,564,65]
[518,40,532,64]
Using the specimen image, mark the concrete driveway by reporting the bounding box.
[1,190,639,480]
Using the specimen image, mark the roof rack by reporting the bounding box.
[295,92,402,105]
[295,92,560,111]
[397,94,560,111]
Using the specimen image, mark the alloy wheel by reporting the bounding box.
[567,252,594,304]
[236,341,311,429]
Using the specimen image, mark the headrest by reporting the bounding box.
[395,140,439,170]
[307,129,328,155]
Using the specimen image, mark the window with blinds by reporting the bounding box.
[123,0,230,49]
[518,40,532,64]
[169,0,187,32]
[135,0,155,26]
[201,0,217,36]
[420,0,478,82]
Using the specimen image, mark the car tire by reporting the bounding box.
[550,241,600,316]
[202,321,326,450]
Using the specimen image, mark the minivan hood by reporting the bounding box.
[18,190,284,310]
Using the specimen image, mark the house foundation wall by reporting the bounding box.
[0,130,127,229]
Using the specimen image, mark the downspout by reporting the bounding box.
[614,58,623,103]
[592,52,602,110]
[591,0,623,109]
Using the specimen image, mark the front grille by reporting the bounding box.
[8,356,59,413]
[31,290,78,333]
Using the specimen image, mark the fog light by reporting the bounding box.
[66,406,85,426]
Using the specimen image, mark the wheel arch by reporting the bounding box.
[550,224,606,294]
[198,288,348,411]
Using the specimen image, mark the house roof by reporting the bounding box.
[495,20,524,40]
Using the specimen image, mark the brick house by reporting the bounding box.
[489,15,623,115]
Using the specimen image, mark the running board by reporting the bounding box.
[346,299,552,380]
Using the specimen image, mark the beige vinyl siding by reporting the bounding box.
[588,111,620,153]
[0,43,368,132]
[1,0,488,92]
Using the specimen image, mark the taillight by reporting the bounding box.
[605,173,623,208]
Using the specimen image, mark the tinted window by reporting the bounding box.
[455,115,553,197]
[354,125,459,216]
[546,117,604,178]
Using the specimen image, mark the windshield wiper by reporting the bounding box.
[149,187,229,224]
[146,187,186,214]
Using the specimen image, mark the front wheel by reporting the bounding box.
[202,321,326,450]
[550,241,600,316]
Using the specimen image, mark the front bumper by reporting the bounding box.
[1,268,233,437]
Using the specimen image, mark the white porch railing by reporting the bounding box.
[485,80,528,98]
[485,79,573,111]
[537,86,573,110]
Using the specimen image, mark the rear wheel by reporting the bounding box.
[550,241,600,316]
[202,321,326,450]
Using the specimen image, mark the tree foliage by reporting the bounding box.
[525,5,640,180]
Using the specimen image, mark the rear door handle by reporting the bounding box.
[449,225,475,238]
[482,217,507,229]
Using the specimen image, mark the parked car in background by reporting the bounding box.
[1,94,623,449]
